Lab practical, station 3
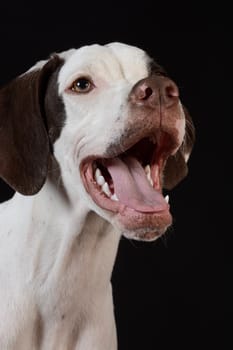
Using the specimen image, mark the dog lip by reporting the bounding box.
[104,132,156,159]
[80,159,125,213]
[123,226,167,241]
[80,157,170,215]
[104,129,178,161]
[80,134,171,212]
[80,157,172,240]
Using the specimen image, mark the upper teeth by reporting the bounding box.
[102,182,111,197]
[145,165,169,203]
[94,168,105,186]
[94,164,169,204]
[144,165,153,187]
[94,167,119,201]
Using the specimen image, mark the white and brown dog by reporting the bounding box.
[0,42,194,349]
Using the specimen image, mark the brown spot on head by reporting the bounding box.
[163,106,195,189]
[147,58,195,189]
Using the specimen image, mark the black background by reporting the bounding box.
[0,3,229,349]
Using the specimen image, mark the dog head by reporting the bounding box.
[0,43,195,241]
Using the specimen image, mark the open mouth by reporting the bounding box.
[81,131,173,220]
[81,132,172,239]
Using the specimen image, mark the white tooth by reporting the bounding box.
[97,175,105,186]
[145,165,153,187]
[147,172,152,184]
[145,165,150,175]
[102,182,111,197]
[165,195,169,203]
[111,193,119,201]
[95,168,105,186]
[95,168,101,179]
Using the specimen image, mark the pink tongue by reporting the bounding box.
[104,157,167,213]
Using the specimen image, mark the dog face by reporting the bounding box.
[0,42,195,241]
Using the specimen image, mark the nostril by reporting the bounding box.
[165,83,179,98]
[130,77,179,108]
[143,87,153,100]
[139,87,153,101]
[136,85,154,101]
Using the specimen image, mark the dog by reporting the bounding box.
[0,42,195,349]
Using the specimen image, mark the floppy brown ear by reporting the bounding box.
[0,55,63,195]
[163,106,195,190]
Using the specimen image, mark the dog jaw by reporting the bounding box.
[81,161,172,241]
[80,134,173,241]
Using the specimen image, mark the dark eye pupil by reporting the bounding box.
[76,78,90,90]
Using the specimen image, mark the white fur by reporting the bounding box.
[0,42,186,349]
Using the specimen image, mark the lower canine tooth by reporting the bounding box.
[102,182,111,197]
[111,194,119,201]
[165,195,169,203]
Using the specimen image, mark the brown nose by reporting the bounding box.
[129,75,179,108]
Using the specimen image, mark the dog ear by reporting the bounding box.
[0,55,63,195]
[163,106,195,190]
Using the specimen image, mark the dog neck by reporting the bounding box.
[2,177,121,287]
[0,177,120,348]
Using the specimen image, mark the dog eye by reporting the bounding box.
[71,77,93,93]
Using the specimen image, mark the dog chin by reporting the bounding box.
[111,207,172,242]
[121,228,164,242]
